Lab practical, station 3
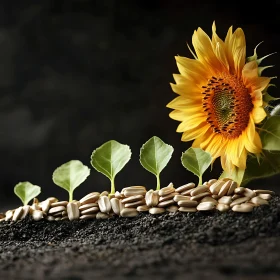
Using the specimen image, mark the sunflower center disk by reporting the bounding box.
[202,75,253,139]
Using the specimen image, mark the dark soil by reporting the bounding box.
[1,196,280,280]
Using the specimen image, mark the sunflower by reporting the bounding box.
[167,22,272,174]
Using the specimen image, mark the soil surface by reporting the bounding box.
[0,196,280,280]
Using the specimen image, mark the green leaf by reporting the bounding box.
[90,140,131,194]
[139,136,174,190]
[181,148,212,185]
[263,93,280,106]
[260,116,280,151]
[52,160,90,201]
[271,104,280,116]
[14,182,41,205]
[242,150,280,186]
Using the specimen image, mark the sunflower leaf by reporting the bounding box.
[140,136,174,190]
[52,160,90,201]
[242,151,280,186]
[91,140,131,194]
[220,168,245,186]
[181,148,212,185]
[260,116,280,151]
[14,182,41,205]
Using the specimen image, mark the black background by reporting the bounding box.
[1,0,280,210]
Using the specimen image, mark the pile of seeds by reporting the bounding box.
[0,178,275,222]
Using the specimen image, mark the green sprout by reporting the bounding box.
[90,140,132,194]
[14,182,41,205]
[181,147,212,185]
[52,160,90,202]
[139,136,174,190]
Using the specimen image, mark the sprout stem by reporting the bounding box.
[111,179,115,194]
[69,192,73,202]
[156,175,160,190]
[198,176,202,186]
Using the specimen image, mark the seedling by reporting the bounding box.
[140,136,174,190]
[14,182,41,205]
[52,160,90,202]
[90,140,131,194]
[181,147,212,186]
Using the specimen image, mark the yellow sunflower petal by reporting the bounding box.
[181,123,209,142]
[252,106,266,124]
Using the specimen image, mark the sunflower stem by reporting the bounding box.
[198,176,202,186]
[110,178,115,195]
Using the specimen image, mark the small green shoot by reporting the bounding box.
[14,182,41,205]
[90,140,131,194]
[260,116,280,151]
[181,147,212,185]
[139,136,174,190]
[52,160,90,202]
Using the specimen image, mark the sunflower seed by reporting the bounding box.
[177,200,198,207]
[31,203,41,211]
[98,196,111,214]
[123,188,146,197]
[122,195,144,204]
[122,186,146,193]
[100,191,109,196]
[5,210,14,221]
[114,191,125,199]
[254,189,275,195]
[258,193,272,200]
[210,180,225,195]
[145,191,159,207]
[61,216,69,220]
[47,197,58,203]
[21,205,31,219]
[157,199,175,208]
[230,197,250,207]
[175,183,195,193]
[243,188,256,198]
[120,208,139,217]
[178,207,197,212]
[149,207,165,215]
[108,193,115,199]
[234,187,245,194]
[33,198,39,204]
[12,207,23,221]
[218,180,232,197]
[232,203,253,212]
[216,203,230,212]
[79,203,98,211]
[67,202,80,221]
[80,192,100,205]
[232,194,241,200]
[55,217,61,221]
[159,183,175,196]
[212,195,219,200]
[173,195,191,202]
[80,214,96,220]
[190,185,209,196]
[201,196,218,204]
[53,212,64,217]
[96,212,110,219]
[190,192,210,201]
[218,196,232,205]
[32,210,44,221]
[110,198,123,215]
[46,216,55,221]
[49,206,66,214]
[207,179,218,186]
[125,199,146,208]
[166,205,178,213]
[137,205,150,212]
[159,192,178,202]
[50,201,68,207]
[250,196,269,206]
[80,206,99,215]
[197,202,215,211]
[226,181,238,195]
[40,199,51,213]
[181,188,195,196]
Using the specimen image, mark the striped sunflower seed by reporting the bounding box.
[173,195,191,202]
[190,192,210,201]
[178,207,197,212]
[49,206,66,214]
[21,205,31,219]
[234,187,245,194]
[80,192,100,205]
[79,203,98,211]
[159,192,178,202]
[12,207,23,221]
[96,212,110,219]
[209,180,224,195]
[175,183,195,193]
[80,214,96,220]
[180,188,195,196]
[5,210,14,221]
[166,205,178,213]
[218,196,232,205]
[67,202,80,221]
[110,198,123,215]
[243,188,256,199]
[258,193,272,200]
[145,190,159,207]
[80,206,99,215]
[197,202,215,211]
[40,199,51,213]
[125,199,145,208]
[190,185,209,196]
[230,197,250,207]
[157,199,175,208]
[120,208,139,217]
[137,205,150,212]
[232,203,253,212]
[216,203,230,212]
[98,196,111,214]
[149,207,165,215]
[250,196,269,206]
[50,201,68,207]
[122,195,144,204]
[177,200,198,207]
[159,183,175,196]
[217,180,232,197]
[32,210,44,221]
[254,189,275,195]
[227,181,238,195]
[201,196,218,204]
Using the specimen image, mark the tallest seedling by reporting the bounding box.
[167,22,276,184]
